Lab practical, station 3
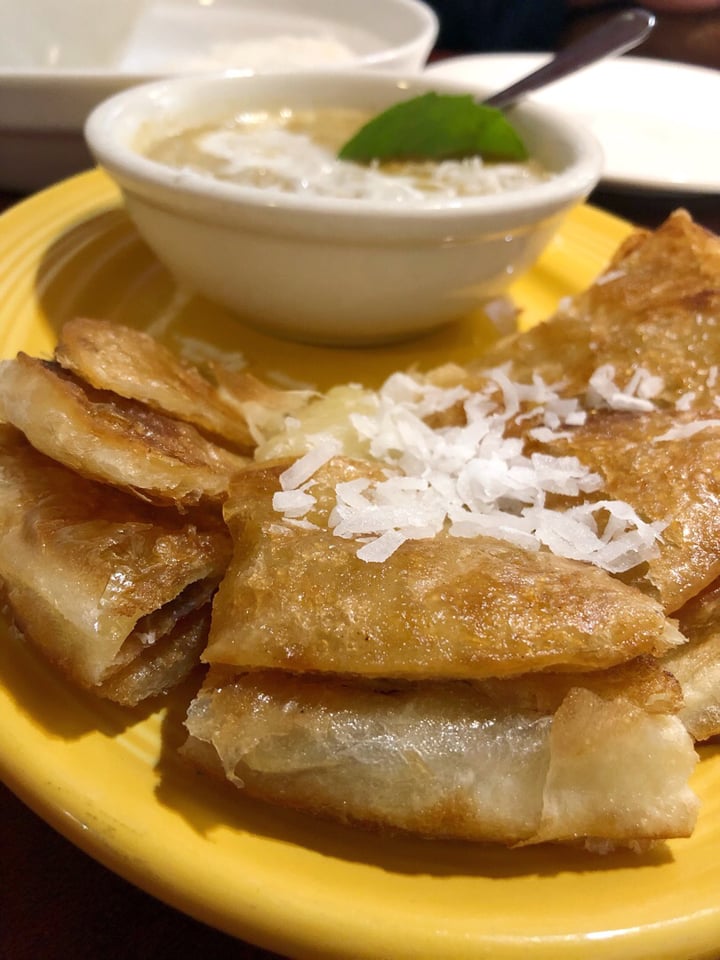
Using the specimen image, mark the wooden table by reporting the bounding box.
[1,180,720,960]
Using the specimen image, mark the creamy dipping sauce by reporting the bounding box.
[141,108,550,205]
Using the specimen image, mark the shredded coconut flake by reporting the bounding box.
[272,488,317,518]
[270,366,665,572]
[675,391,697,411]
[655,420,720,442]
[586,364,663,412]
[594,268,626,286]
[283,517,321,531]
[279,438,343,491]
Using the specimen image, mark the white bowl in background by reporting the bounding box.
[0,0,438,192]
[85,69,603,346]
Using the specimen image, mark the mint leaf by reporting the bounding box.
[338,92,528,165]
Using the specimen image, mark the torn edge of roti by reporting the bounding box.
[270,367,666,571]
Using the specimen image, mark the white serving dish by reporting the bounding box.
[427,53,720,195]
[85,69,603,346]
[0,0,438,192]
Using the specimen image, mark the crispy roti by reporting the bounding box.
[472,210,720,408]
[205,458,684,680]
[54,318,308,454]
[0,355,248,508]
[184,661,699,846]
[0,425,231,703]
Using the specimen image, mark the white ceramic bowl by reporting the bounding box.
[0,0,437,192]
[85,70,603,346]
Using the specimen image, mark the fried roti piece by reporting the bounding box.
[205,459,684,680]
[664,578,720,742]
[54,318,308,454]
[533,409,720,613]
[0,354,249,508]
[0,425,232,704]
[454,211,720,408]
[183,661,699,846]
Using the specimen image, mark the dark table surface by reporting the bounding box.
[1,168,720,960]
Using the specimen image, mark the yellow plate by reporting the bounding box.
[2,169,720,960]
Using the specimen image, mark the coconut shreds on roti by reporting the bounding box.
[2,210,720,848]
[531,409,720,613]
[464,209,720,409]
[205,457,683,679]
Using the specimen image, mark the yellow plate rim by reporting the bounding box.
[2,170,720,960]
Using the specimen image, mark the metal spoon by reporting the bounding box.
[483,7,655,111]
[338,8,656,163]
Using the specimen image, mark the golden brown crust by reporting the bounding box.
[0,425,231,697]
[465,210,720,410]
[533,409,720,612]
[0,355,249,507]
[54,318,308,455]
[55,317,258,453]
[205,458,683,679]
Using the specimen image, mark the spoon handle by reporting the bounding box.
[483,7,655,110]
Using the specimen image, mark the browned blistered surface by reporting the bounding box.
[55,317,305,454]
[206,459,682,679]
[0,424,230,695]
[532,409,720,612]
[468,210,720,409]
[0,354,249,507]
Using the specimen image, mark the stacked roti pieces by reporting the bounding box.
[189,458,697,846]
[184,211,720,847]
[0,319,301,704]
[3,211,720,848]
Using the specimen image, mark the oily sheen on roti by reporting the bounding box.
[0,425,231,704]
[205,458,683,680]
[184,661,699,845]
[0,355,248,508]
[471,210,720,407]
[54,317,310,455]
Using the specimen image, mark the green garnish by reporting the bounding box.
[338,92,528,165]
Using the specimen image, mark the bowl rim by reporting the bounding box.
[84,68,604,223]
